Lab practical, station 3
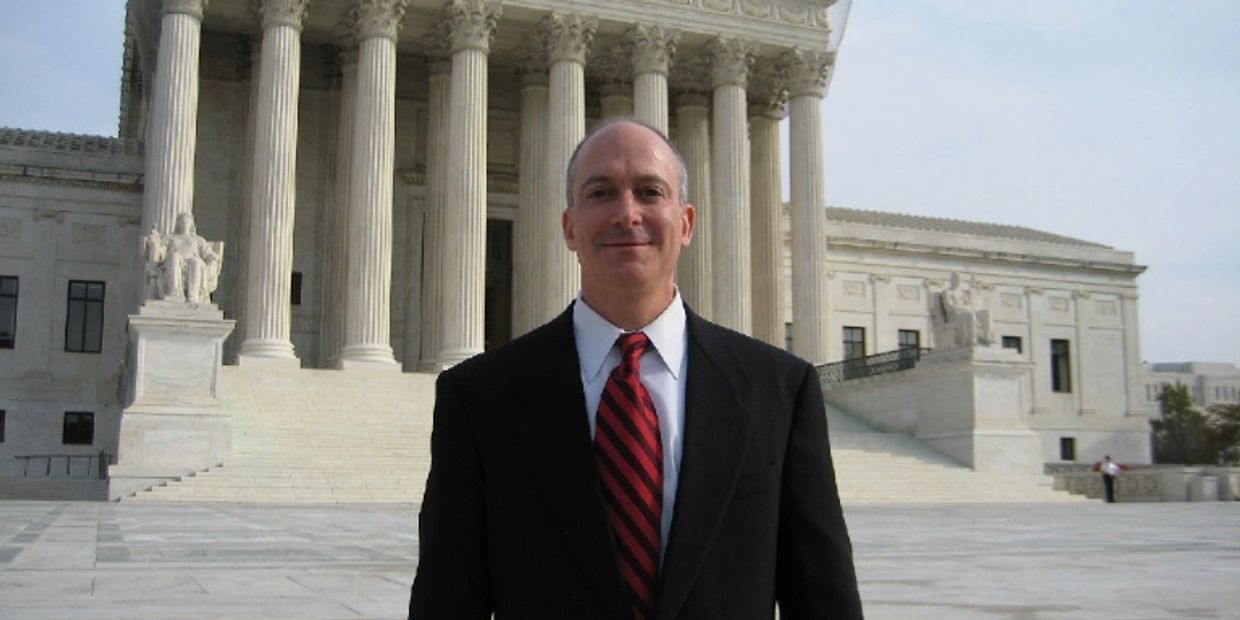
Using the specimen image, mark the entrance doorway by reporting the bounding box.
[485,219,512,350]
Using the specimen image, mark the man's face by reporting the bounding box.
[562,123,695,298]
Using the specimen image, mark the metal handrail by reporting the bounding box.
[817,347,932,384]
[14,451,112,480]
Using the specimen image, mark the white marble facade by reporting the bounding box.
[0,0,1153,478]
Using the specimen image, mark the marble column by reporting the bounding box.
[1121,294,1143,416]
[142,0,207,238]
[1073,291,1094,415]
[672,64,712,317]
[1027,287,1049,414]
[416,30,452,371]
[512,39,550,337]
[708,37,754,335]
[229,36,261,358]
[784,48,833,364]
[338,0,406,368]
[320,43,358,368]
[437,0,500,367]
[629,24,677,134]
[747,61,784,348]
[537,12,596,324]
[239,0,308,361]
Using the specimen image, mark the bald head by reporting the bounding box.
[565,118,689,211]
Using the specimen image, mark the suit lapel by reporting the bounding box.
[507,308,630,620]
[657,314,753,620]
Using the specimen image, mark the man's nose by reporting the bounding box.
[610,190,643,226]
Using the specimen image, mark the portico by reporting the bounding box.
[128,0,843,369]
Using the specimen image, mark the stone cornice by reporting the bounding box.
[706,36,756,89]
[828,237,1148,276]
[541,12,597,65]
[783,47,835,98]
[646,0,832,30]
[0,166,143,192]
[0,128,143,157]
[444,0,501,55]
[162,0,208,20]
[258,0,309,31]
[629,24,679,77]
[353,0,408,42]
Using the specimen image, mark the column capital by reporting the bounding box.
[782,47,835,98]
[419,21,453,74]
[706,36,755,89]
[515,37,549,87]
[591,46,631,97]
[163,0,208,20]
[670,55,711,103]
[628,23,679,77]
[444,0,501,54]
[541,12,597,65]
[747,58,786,120]
[258,0,308,31]
[351,0,408,42]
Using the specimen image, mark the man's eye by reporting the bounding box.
[586,187,611,200]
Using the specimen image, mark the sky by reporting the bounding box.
[1,0,1237,365]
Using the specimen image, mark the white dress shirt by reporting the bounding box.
[573,292,688,562]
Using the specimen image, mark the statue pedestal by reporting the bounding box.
[915,346,1044,475]
[110,301,236,500]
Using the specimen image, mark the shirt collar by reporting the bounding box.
[573,291,687,383]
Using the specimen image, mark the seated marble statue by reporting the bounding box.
[935,272,995,348]
[143,213,223,304]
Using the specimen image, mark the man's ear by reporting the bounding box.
[562,208,577,251]
[680,203,696,246]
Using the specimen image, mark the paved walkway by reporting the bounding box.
[0,500,1236,619]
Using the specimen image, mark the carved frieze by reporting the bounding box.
[0,217,20,239]
[354,0,409,42]
[72,223,107,245]
[1049,297,1070,312]
[843,280,865,297]
[1000,293,1023,309]
[1096,300,1118,316]
[706,36,755,89]
[629,24,679,77]
[642,0,832,30]
[896,285,920,302]
[542,12,597,65]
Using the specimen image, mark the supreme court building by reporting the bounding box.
[0,0,1154,501]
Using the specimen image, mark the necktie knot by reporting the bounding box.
[617,332,651,374]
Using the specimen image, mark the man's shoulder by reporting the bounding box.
[687,312,812,374]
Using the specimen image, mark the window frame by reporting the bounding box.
[0,275,17,349]
[62,411,95,446]
[1059,437,1076,461]
[1001,335,1023,354]
[897,329,920,351]
[842,326,866,361]
[65,280,106,353]
[1050,339,1072,393]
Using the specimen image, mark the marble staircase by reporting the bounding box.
[126,365,1079,504]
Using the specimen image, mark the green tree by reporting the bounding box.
[1206,402,1240,465]
[1150,383,1214,464]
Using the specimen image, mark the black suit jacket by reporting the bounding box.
[410,306,862,619]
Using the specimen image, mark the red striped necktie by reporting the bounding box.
[595,332,663,620]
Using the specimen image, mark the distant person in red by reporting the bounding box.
[1099,455,1122,503]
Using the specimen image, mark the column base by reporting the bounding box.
[338,343,398,368]
[238,337,298,360]
[437,348,483,369]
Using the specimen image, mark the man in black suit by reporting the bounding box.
[409,119,863,619]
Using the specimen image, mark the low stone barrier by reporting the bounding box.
[1048,464,1238,502]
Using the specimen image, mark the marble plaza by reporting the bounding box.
[0,500,1237,620]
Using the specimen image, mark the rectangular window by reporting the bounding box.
[0,409,5,443]
[1002,336,1023,354]
[1059,437,1076,461]
[65,280,105,353]
[898,329,920,351]
[843,326,866,360]
[1051,339,1072,393]
[290,271,302,306]
[62,411,94,445]
[0,276,16,349]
